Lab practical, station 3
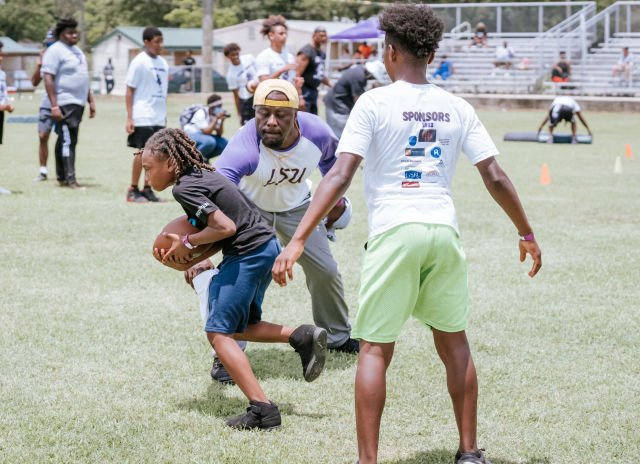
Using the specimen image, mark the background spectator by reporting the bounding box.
[551,51,571,82]
[470,22,488,48]
[297,26,331,114]
[255,15,297,83]
[125,26,168,203]
[494,41,516,70]
[224,42,257,125]
[103,58,115,94]
[31,29,56,182]
[42,17,95,189]
[0,40,16,146]
[431,55,454,81]
[324,61,387,138]
[183,94,229,162]
[182,50,196,92]
[612,47,634,84]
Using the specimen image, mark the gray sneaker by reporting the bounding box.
[210,357,234,385]
[455,449,492,464]
[288,325,327,382]
[33,172,47,182]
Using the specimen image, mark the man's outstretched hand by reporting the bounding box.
[272,239,305,287]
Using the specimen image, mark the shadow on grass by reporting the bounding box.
[176,348,354,419]
[177,384,326,420]
[385,449,550,464]
[248,346,356,381]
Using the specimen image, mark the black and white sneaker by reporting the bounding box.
[210,357,234,385]
[226,400,281,431]
[289,324,327,382]
[455,449,492,464]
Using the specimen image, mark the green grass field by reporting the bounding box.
[1,93,639,463]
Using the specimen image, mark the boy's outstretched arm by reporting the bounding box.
[475,156,542,277]
[272,153,362,286]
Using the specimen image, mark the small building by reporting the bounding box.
[92,27,226,96]
[0,37,39,89]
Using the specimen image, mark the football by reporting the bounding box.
[153,215,213,258]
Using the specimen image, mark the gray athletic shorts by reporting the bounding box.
[38,107,54,135]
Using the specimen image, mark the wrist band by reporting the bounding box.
[182,234,195,250]
[519,232,535,241]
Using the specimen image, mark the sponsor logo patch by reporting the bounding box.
[430,147,442,159]
[404,147,425,157]
[408,135,417,146]
[402,181,420,188]
[418,129,437,143]
[404,170,422,180]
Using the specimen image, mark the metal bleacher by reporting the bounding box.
[427,1,640,96]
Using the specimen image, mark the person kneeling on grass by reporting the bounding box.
[143,127,327,430]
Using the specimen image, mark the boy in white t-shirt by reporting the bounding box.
[273,4,542,464]
[223,43,257,125]
[125,27,168,203]
[255,15,303,107]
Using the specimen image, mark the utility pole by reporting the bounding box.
[78,0,86,51]
[202,0,214,93]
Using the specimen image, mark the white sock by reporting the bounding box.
[40,166,48,175]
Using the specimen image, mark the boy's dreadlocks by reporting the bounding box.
[142,128,213,179]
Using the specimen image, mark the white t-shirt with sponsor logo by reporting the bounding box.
[337,80,498,238]
[255,47,296,83]
[226,54,257,100]
[125,52,168,126]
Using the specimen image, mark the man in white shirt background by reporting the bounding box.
[125,27,168,203]
[223,42,257,125]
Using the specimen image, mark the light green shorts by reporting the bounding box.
[352,223,469,343]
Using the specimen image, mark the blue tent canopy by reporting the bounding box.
[330,18,382,41]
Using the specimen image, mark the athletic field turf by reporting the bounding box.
[1,94,638,463]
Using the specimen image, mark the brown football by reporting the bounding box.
[153,215,213,258]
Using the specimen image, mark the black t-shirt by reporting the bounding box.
[183,56,196,67]
[172,168,274,255]
[323,65,367,115]
[298,44,326,90]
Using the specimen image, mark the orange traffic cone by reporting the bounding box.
[540,163,552,185]
[625,144,633,159]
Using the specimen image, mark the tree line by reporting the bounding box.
[0,0,617,46]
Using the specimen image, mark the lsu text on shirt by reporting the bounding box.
[214,112,338,212]
[125,52,168,126]
[336,80,498,238]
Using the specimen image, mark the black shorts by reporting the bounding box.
[0,111,4,145]
[127,125,164,149]
[549,105,575,127]
[239,97,255,125]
